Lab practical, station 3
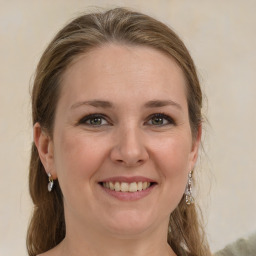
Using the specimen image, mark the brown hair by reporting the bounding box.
[27,7,211,256]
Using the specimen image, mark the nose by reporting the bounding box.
[110,126,149,167]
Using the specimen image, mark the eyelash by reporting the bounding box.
[146,113,176,126]
[78,113,176,127]
[78,114,110,126]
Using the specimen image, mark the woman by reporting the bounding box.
[27,7,211,256]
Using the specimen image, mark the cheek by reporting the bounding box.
[53,130,107,192]
[151,133,192,175]
[150,134,192,203]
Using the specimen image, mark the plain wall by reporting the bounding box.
[1,0,255,255]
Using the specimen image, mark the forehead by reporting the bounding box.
[60,43,187,107]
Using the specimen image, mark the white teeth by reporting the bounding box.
[137,182,143,191]
[120,182,129,192]
[142,181,148,190]
[109,181,114,190]
[102,181,151,192]
[114,182,120,192]
[129,182,137,192]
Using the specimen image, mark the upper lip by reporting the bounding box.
[99,176,157,183]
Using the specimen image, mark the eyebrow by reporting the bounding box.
[70,99,182,110]
[71,100,113,109]
[144,100,182,110]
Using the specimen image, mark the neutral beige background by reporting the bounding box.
[1,0,255,255]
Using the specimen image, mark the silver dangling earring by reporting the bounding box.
[185,171,194,205]
[47,173,54,192]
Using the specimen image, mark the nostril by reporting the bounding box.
[110,138,149,166]
[115,158,145,167]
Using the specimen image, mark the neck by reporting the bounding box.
[56,219,176,256]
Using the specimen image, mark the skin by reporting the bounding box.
[34,44,201,256]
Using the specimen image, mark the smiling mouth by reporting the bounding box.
[99,181,156,192]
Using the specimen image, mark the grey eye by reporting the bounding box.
[79,114,109,126]
[147,114,174,126]
[89,117,104,125]
[151,116,165,125]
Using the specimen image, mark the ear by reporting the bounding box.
[188,124,202,171]
[33,122,57,179]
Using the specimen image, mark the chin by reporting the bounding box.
[101,210,157,237]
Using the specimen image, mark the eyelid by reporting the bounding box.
[77,112,175,127]
[145,113,176,126]
[77,113,111,126]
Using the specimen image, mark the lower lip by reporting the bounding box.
[99,184,156,201]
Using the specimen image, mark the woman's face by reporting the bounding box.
[41,44,200,237]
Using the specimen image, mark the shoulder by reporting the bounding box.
[214,232,256,256]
